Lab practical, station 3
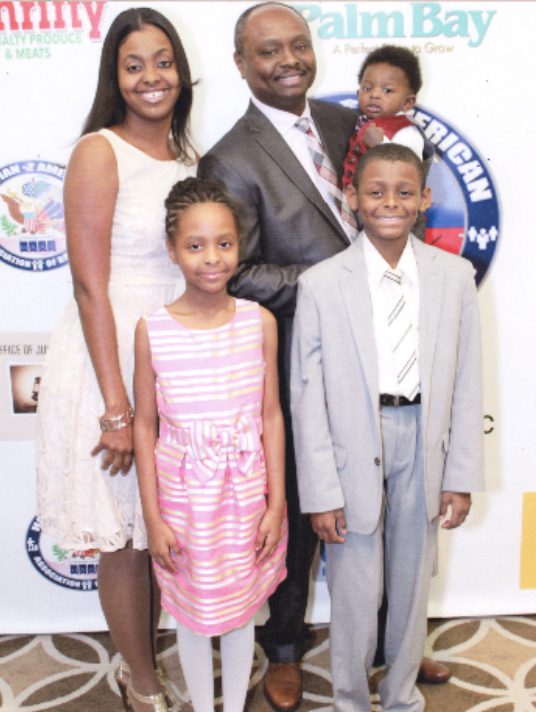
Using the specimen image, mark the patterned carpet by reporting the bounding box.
[1,617,535,711]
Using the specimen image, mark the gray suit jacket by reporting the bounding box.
[198,99,356,318]
[291,235,485,535]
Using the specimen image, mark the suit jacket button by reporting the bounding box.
[374,457,381,466]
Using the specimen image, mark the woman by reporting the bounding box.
[36,8,196,711]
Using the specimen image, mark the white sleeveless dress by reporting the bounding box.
[36,128,195,552]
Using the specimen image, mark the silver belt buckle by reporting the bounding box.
[393,394,401,407]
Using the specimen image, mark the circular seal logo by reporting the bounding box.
[26,517,99,591]
[324,95,500,286]
[0,160,67,272]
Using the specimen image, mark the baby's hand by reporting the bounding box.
[256,507,284,564]
[363,123,385,148]
[147,519,180,572]
[311,509,347,544]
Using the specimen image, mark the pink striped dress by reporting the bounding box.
[145,298,287,635]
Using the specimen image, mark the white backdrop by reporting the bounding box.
[1,1,535,633]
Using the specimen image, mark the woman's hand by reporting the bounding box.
[256,506,284,564]
[147,519,180,573]
[91,425,133,476]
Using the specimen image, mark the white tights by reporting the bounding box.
[177,619,255,712]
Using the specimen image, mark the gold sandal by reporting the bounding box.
[127,682,171,712]
[156,667,181,712]
[115,659,180,711]
[115,661,132,711]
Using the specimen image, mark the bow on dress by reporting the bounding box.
[157,415,262,485]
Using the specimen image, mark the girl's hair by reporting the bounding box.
[165,177,243,242]
[82,7,195,162]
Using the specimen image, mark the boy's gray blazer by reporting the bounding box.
[291,235,485,534]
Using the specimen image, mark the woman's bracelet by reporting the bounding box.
[99,406,134,433]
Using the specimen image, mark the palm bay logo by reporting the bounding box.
[298,4,496,48]
[26,517,99,591]
[326,94,499,285]
[0,160,67,271]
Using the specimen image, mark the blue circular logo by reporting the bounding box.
[0,160,67,272]
[26,517,99,591]
[324,94,500,286]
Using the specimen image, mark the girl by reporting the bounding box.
[134,177,288,712]
[36,8,196,711]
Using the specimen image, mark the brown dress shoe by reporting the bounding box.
[264,662,302,712]
[417,657,451,684]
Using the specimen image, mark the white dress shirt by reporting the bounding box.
[251,95,348,233]
[362,234,420,396]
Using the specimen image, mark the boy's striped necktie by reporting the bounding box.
[383,268,420,400]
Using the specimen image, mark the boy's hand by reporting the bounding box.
[440,491,472,529]
[147,519,180,573]
[363,123,385,148]
[311,509,347,543]
[256,507,284,564]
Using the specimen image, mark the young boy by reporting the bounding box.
[291,144,484,712]
[342,45,431,190]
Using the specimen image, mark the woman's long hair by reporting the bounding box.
[82,7,195,162]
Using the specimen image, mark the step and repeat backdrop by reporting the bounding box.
[1,1,535,633]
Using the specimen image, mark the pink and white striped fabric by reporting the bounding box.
[145,298,287,636]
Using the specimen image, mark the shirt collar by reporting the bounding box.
[251,95,312,136]
[362,234,417,287]
[398,238,418,286]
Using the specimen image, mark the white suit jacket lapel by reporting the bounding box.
[338,239,380,422]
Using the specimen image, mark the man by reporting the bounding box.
[198,4,450,709]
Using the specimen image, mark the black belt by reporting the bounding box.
[380,393,421,407]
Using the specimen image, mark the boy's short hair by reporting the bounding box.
[353,144,426,189]
[358,45,422,94]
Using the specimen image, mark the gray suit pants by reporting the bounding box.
[326,405,438,712]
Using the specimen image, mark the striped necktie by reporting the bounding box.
[383,269,420,400]
[295,117,357,242]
